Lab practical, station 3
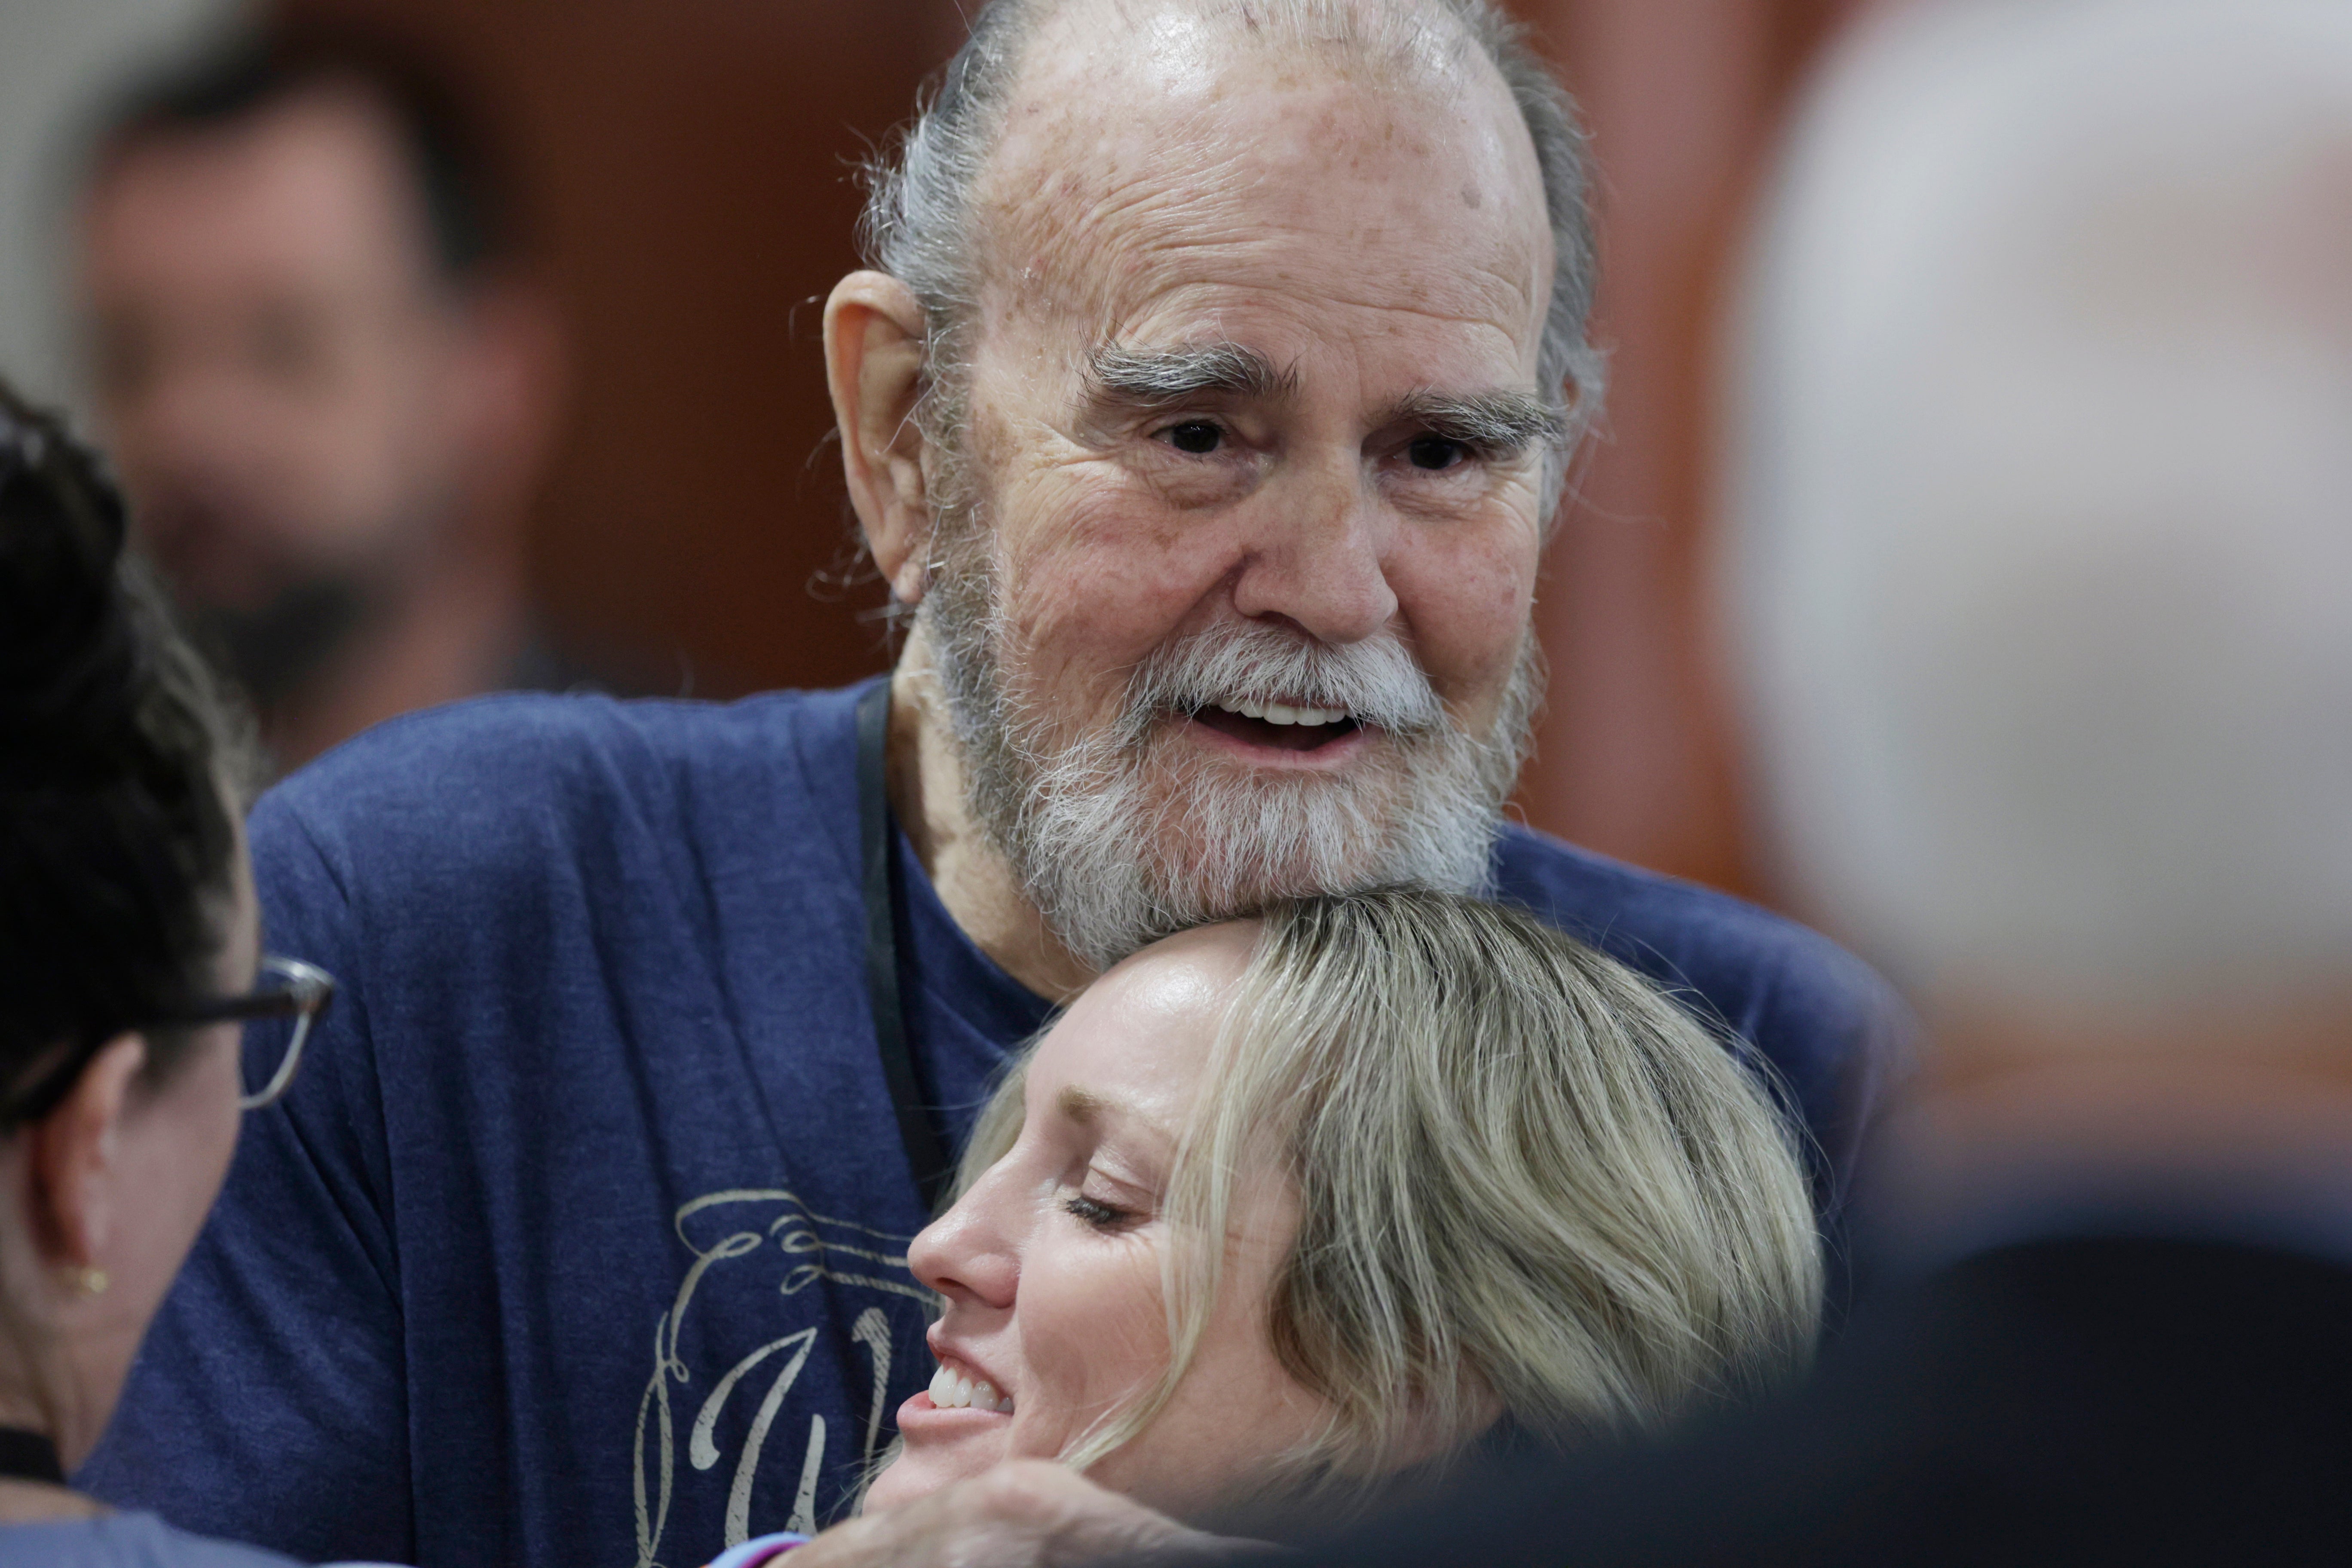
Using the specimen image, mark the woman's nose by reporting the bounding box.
[906,1182,1018,1309]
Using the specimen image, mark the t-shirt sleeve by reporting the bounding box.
[76,792,415,1563]
[1721,927,1914,1225]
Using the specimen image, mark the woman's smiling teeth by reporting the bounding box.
[928,1360,1014,1414]
[1210,698,1348,727]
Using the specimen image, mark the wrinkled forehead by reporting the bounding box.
[971,0,1550,358]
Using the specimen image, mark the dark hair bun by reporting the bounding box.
[0,395,141,780]
[0,383,251,1123]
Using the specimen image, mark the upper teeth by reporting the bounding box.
[929,1362,1013,1414]
[1212,700,1348,727]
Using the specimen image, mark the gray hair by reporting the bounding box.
[958,890,1822,1510]
[1733,0,2352,1014]
[858,0,1605,511]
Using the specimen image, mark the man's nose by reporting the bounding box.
[905,1177,1018,1309]
[1228,460,1400,644]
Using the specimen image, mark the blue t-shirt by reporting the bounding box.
[80,683,1897,1568]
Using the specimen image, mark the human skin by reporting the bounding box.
[0,831,258,1519]
[864,922,1333,1520]
[827,0,1559,1000]
[80,86,475,618]
[78,84,556,764]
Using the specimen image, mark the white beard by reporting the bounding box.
[921,504,1541,970]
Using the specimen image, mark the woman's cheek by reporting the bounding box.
[1019,1238,1172,1451]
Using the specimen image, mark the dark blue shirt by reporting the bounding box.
[80,683,1898,1568]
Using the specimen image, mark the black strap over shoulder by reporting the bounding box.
[0,1426,63,1486]
[856,680,955,1213]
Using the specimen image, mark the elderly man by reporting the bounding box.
[1277,1,2352,1562]
[82,3,1890,1565]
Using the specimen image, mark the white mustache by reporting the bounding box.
[1117,622,1450,742]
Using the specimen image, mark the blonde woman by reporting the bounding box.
[738,889,1820,1559]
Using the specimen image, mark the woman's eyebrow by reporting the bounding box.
[1055,1084,1114,1125]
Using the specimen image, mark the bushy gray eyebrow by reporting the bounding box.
[1081,344,1564,456]
[1084,341,1301,406]
[1386,389,1568,453]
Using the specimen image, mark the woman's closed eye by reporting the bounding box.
[1062,1190,1142,1232]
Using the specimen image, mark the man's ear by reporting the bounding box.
[23,1033,146,1274]
[826,271,935,606]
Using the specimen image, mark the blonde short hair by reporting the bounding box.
[958,888,1822,1510]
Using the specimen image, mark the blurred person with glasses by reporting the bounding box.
[0,382,340,1565]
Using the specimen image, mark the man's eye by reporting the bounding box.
[1163,421,1223,455]
[1062,1193,1133,1231]
[1407,435,1473,471]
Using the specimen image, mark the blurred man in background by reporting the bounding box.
[75,27,565,769]
[1272,1,2352,1562]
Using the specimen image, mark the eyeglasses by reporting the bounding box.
[169,956,338,1111]
[0,956,337,1127]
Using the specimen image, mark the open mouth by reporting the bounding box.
[1187,698,1365,753]
[926,1357,1014,1414]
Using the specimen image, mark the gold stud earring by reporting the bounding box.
[69,1267,108,1298]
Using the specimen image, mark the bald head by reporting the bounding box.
[985,5,1545,380]
[863,0,1599,456]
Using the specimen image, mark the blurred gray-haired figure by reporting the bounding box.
[1273,2,2352,1562]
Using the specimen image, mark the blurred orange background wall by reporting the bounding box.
[277,0,1870,898]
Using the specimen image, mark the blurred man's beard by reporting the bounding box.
[185,575,371,713]
[140,491,380,714]
[919,478,1542,972]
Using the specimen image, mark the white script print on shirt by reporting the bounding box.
[633,1189,931,1568]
